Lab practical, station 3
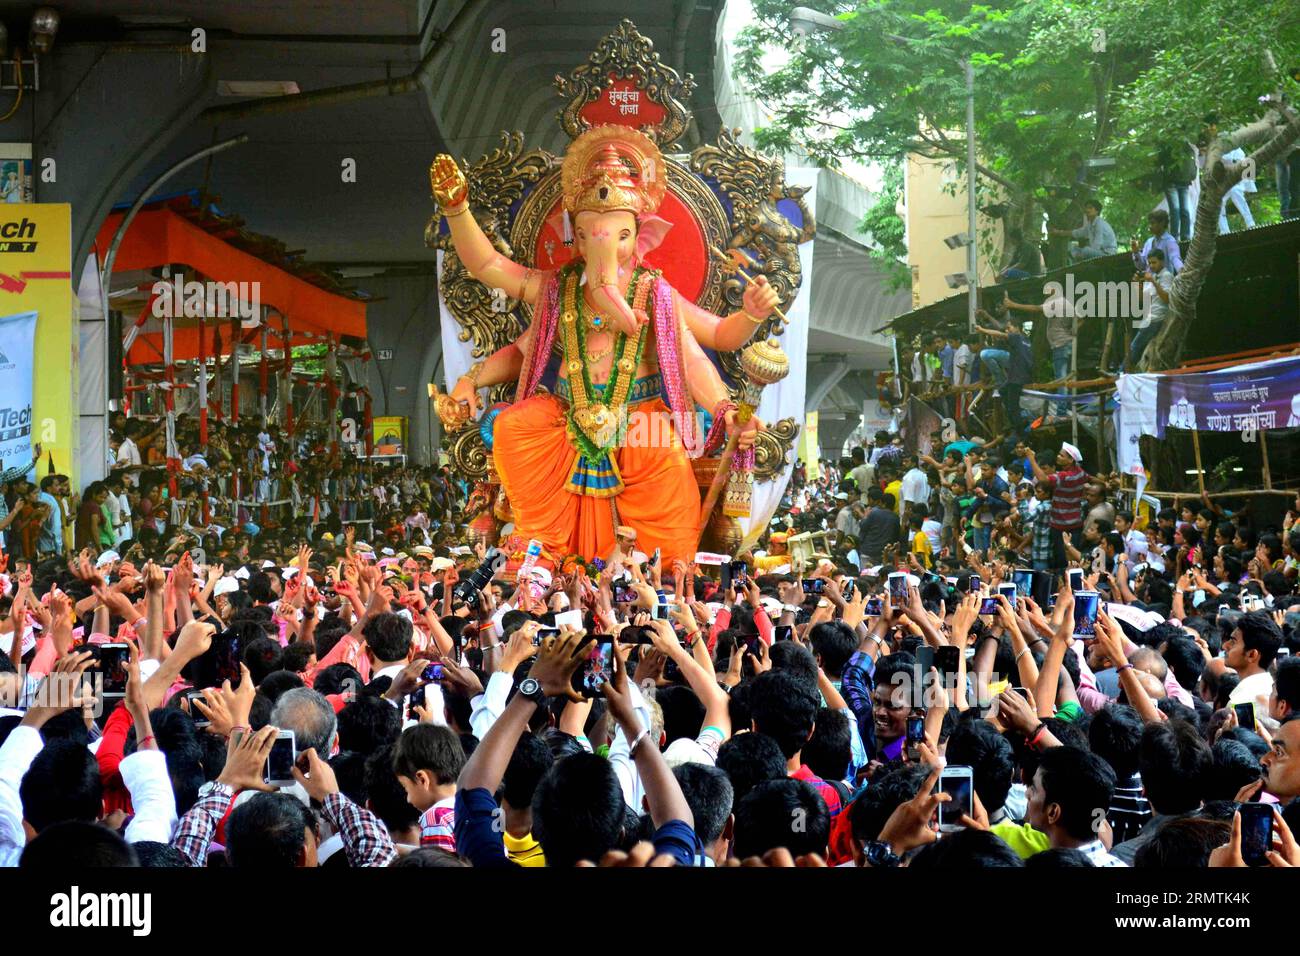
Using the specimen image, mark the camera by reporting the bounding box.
[453,547,507,604]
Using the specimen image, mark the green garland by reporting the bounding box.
[563,262,652,462]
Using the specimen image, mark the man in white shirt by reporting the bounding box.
[1026,747,1127,867]
[1225,614,1283,716]
[920,508,943,552]
[898,455,930,522]
[116,484,134,546]
[1114,510,1145,564]
[115,420,162,488]
[116,432,142,485]
[1218,147,1257,234]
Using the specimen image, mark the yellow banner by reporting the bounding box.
[0,204,75,487]
[373,415,406,456]
[799,411,820,482]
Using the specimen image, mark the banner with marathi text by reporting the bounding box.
[1156,355,1300,436]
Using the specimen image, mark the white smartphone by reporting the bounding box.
[554,609,584,631]
[1067,568,1084,592]
[264,730,297,787]
[937,765,974,833]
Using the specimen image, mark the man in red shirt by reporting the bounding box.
[1026,441,1096,573]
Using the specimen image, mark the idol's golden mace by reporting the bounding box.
[695,248,791,550]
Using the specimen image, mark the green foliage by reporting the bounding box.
[291,343,327,376]
[737,0,1300,249]
[860,161,911,290]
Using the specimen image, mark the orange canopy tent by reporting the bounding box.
[94,199,367,365]
[95,196,371,479]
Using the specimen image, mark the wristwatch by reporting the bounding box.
[200,781,235,800]
[864,840,902,868]
[517,676,545,704]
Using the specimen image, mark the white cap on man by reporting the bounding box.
[1060,442,1083,463]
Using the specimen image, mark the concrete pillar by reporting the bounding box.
[804,358,851,414]
[356,272,444,465]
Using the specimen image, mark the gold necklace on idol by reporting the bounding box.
[560,263,654,459]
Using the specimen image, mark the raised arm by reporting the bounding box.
[681,320,761,448]
[1034,589,1075,718]
[996,595,1040,690]
[603,643,693,831]
[652,617,730,741]
[430,156,540,305]
[677,278,779,354]
[1025,449,1050,484]
[1094,611,1164,724]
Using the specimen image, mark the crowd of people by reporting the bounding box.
[0,411,471,570]
[1,406,1299,870]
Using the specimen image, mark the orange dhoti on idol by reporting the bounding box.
[492,388,700,564]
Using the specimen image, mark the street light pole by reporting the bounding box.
[964,58,977,334]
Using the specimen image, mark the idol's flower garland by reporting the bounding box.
[559,262,653,464]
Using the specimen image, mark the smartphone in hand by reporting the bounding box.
[1239,802,1274,867]
[938,765,974,832]
[264,730,297,787]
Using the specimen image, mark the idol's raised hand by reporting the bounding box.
[429,154,469,210]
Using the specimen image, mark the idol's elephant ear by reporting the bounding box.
[634,214,673,264]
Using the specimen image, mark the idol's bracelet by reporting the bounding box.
[741,307,766,324]
[463,361,485,390]
[712,399,739,421]
[442,201,470,220]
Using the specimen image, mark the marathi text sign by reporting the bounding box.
[578,76,668,127]
[1155,356,1300,437]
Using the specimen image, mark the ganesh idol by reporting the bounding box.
[430,124,780,565]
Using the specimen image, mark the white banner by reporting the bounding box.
[738,166,816,549]
[0,310,37,474]
[78,254,107,486]
[435,249,477,395]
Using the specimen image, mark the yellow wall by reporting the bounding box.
[0,204,77,487]
[902,150,1002,310]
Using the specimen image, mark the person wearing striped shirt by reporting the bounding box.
[1088,704,1153,847]
[1026,442,1097,571]
[393,724,465,852]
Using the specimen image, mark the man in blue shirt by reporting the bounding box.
[939,336,956,383]
[974,313,1033,434]
[1130,209,1183,274]
[37,475,63,555]
[1050,199,1117,260]
[453,631,703,867]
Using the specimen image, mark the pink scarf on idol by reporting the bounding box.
[515,273,703,457]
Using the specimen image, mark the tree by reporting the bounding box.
[738,0,1300,365]
[736,0,1148,264]
[860,161,909,291]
